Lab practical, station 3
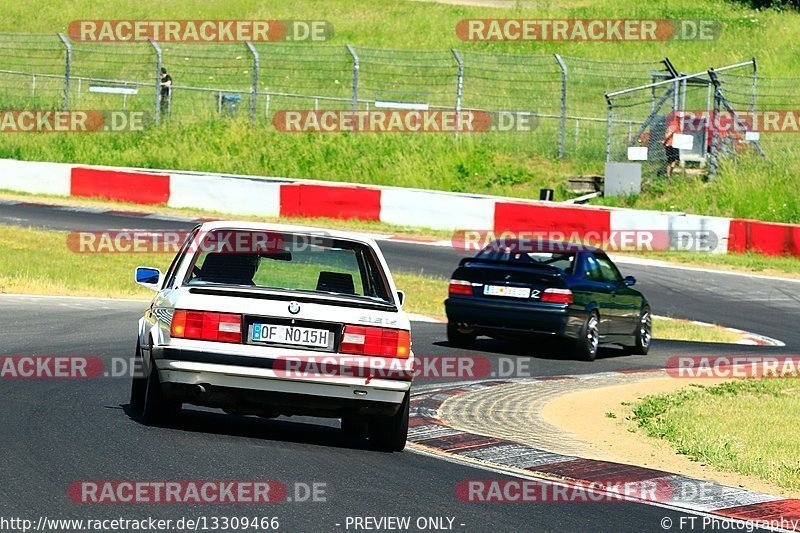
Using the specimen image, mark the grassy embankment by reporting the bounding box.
[0,0,798,221]
[632,378,800,490]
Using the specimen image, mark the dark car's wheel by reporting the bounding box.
[129,343,146,412]
[447,323,477,348]
[141,359,181,426]
[368,392,409,452]
[574,311,600,361]
[625,306,652,355]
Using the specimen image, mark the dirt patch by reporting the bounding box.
[541,376,800,499]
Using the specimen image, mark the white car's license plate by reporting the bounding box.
[251,323,331,348]
[483,285,531,298]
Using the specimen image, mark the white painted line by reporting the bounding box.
[610,253,800,284]
[407,313,444,323]
[0,293,149,304]
[406,445,793,533]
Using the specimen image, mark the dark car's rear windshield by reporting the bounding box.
[476,247,577,273]
[184,230,392,303]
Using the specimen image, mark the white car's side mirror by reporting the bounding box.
[135,266,163,291]
[397,290,405,308]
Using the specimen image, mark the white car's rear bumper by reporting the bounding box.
[156,358,410,405]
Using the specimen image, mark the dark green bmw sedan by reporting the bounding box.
[445,239,651,361]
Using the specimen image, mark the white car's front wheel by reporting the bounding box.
[141,358,182,426]
[129,343,146,412]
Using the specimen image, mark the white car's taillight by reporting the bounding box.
[340,325,411,359]
[171,310,242,343]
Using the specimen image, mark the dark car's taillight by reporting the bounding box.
[540,288,573,304]
[449,279,473,295]
[340,325,410,359]
[171,310,242,343]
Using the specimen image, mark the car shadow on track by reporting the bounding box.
[432,337,630,361]
[120,404,391,451]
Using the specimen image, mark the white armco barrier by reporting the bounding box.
[0,159,71,196]
[609,209,731,254]
[380,187,496,230]
[0,158,750,256]
[168,173,282,217]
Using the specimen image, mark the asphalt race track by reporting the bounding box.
[1,201,797,532]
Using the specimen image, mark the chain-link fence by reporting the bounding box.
[0,33,679,157]
[722,71,800,154]
[604,60,769,180]
[2,33,791,167]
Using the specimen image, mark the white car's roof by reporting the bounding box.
[193,220,380,248]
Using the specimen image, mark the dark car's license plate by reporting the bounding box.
[483,285,531,298]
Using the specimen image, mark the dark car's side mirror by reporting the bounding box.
[624,276,636,287]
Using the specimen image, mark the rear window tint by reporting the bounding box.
[184,230,391,303]
[476,248,576,273]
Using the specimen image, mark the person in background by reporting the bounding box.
[159,67,172,115]
[663,112,682,178]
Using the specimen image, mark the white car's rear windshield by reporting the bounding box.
[184,230,392,303]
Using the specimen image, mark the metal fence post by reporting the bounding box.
[604,94,613,162]
[57,33,71,111]
[751,56,758,113]
[452,49,464,134]
[707,69,720,180]
[245,41,258,125]
[554,54,568,158]
[672,79,679,111]
[345,44,359,113]
[149,39,162,125]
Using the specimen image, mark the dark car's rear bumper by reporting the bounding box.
[445,297,587,338]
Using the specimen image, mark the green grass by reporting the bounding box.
[8,189,800,278]
[0,0,798,73]
[0,124,583,201]
[601,153,800,223]
[0,1,798,221]
[632,379,800,489]
[7,189,800,279]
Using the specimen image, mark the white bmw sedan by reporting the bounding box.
[131,221,413,451]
